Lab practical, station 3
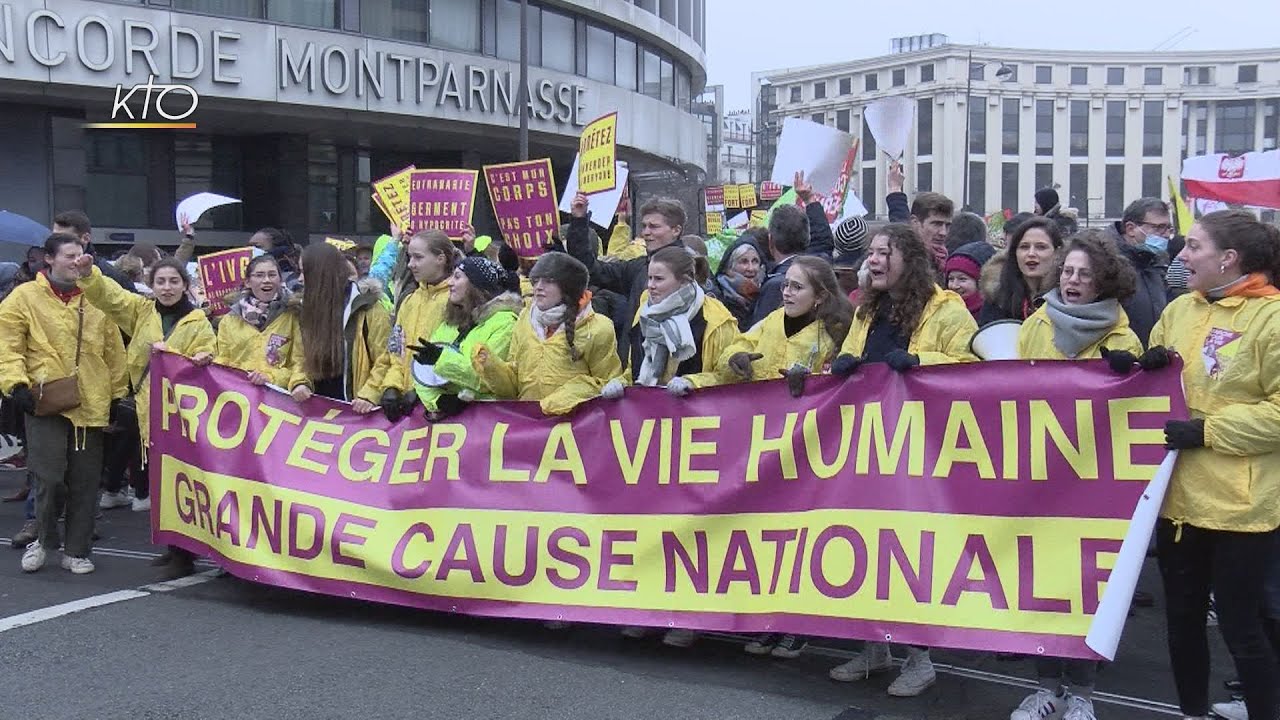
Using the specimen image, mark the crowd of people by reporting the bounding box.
[1,168,1278,720]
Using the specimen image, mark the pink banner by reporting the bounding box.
[484,159,560,258]
[196,247,253,317]
[409,169,478,239]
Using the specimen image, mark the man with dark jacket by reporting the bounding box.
[52,210,135,293]
[792,171,837,260]
[884,161,954,281]
[565,193,686,361]
[749,204,810,327]
[1111,198,1172,345]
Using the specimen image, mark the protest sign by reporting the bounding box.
[749,211,768,228]
[864,97,916,160]
[372,166,416,229]
[409,169,479,240]
[769,118,856,192]
[559,158,630,229]
[579,112,619,195]
[196,247,252,316]
[705,212,723,236]
[152,356,1184,661]
[759,182,784,202]
[738,184,757,208]
[704,186,725,212]
[484,159,560,258]
[175,192,240,230]
[724,185,741,210]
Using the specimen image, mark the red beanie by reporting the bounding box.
[944,254,982,281]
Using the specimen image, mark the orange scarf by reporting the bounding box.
[1226,272,1280,298]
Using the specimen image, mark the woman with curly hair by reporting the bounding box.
[827,223,977,698]
[1017,229,1143,362]
[978,217,1064,324]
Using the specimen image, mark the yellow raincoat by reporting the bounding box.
[0,273,128,428]
[474,305,621,415]
[78,266,216,447]
[357,279,449,402]
[214,292,304,388]
[1017,304,1143,360]
[841,287,979,364]
[702,308,839,385]
[623,291,741,387]
[1149,292,1280,532]
[290,281,391,399]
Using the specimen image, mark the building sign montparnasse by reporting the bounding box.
[0,3,588,127]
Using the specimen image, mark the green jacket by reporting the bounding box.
[415,292,524,410]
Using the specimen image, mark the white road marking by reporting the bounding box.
[0,590,149,633]
[140,569,220,593]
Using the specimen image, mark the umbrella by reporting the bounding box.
[0,210,47,263]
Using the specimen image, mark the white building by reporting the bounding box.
[720,110,756,184]
[754,41,1280,222]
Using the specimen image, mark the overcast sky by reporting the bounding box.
[705,0,1280,111]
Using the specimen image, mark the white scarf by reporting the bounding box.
[530,301,590,341]
[636,284,703,386]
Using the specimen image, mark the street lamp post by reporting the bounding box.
[516,0,529,161]
[962,50,1014,211]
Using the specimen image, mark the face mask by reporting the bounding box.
[1144,234,1169,253]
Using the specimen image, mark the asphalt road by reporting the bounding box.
[0,468,1237,720]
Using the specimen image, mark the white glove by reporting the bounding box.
[601,378,625,400]
[666,377,693,397]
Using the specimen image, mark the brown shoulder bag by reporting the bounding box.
[35,296,85,416]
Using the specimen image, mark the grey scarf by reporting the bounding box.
[636,283,703,386]
[1042,289,1121,358]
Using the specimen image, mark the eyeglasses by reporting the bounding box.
[249,272,279,281]
[1139,222,1173,236]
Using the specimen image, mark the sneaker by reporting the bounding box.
[131,496,151,512]
[20,541,46,572]
[744,633,781,655]
[829,642,893,681]
[1063,696,1096,720]
[99,491,131,509]
[1011,689,1066,720]
[662,628,697,648]
[770,634,808,658]
[619,626,650,639]
[1211,699,1248,720]
[11,518,38,548]
[886,649,936,697]
[61,555,95,574]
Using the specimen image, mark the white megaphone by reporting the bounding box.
[969,319,1023,360]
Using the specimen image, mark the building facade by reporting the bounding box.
[755,43,1280,223]
[719,110,754,184]
[0,0,707,249]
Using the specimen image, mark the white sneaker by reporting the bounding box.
[662,628,697,647]
[619,626,650,639]
[131,496,151,512]
[829,642,893,681]
[20,541,46,572]
[61,555,95,574]
[1211,699,1248,720]
[887,649,936,697]
[1063,695,1096,720]
[99,491,131,509]
[1011,689,1066,720]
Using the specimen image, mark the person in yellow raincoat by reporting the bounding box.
[474,251,620,416]
[74,254,215,579]
[212,255,304,389]
[1007,229,1142,720]
[352,229,457,421]
[1017,229,1144,361]
[1,233,127,575]
[1137,210,1280,720]
[287,242,390,404]
[827,223,976,698]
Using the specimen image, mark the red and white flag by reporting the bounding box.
[1181,150,1280,210]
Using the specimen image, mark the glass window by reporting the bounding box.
[267,0,336,27]
[174,135,242,230]
[920,63,935,82]
[865,73,878,92]
[789,86,801,103]
[839,78,851,95]
[496,1,540,65]
[1239,64,1258,83]
[1035,163,1053,193]
[586,25,614,83]
[677,0,692,34]
[969,96,986,154]
[1035,99,1054,155]
[970,63,984,81]
[50,116,86,215]
[969,161,986,212]
[862,167,877,216]
[836,109,850,132]
[676,67,690,111]
[659,0,675,24]
[917,162,932,192]
[173,0,262,19]
[813,81,826,99]
[1069,164,1089,216]
[1184,66,1213,85]
[1144,67,1163,85]
[309,141,339,233]
[641,50,659,97]
[1196,104,1208,154]
[1001,64,1018,82]
[917,97,932,155]
[1106,67,1124,85]
[811,112,825,125]
[354,150,372,233]
[1215,100,1256,155]
[541,9,575,73]
[86,132,149,227]
[1265,100,1279,151]
[615,35,636,90]
[660,58,674,104]
[429,0,480,51]
[1070,100,1089,157]
[1142,164,1161,199]
[1002,162,1019,212]
[892,68,905,87]
[1070,66,1088,85]
[1035,65,1052,84]
[1106,100,1125,157]
[1105,165,1124,218]
[363,0,428,43]
[1002,97,1019,154]
[1143,101,1163,156]
[862,121,876,161]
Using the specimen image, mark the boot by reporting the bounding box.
[10,519,37,548]
[149,547,175,567]
[158,548,195,581]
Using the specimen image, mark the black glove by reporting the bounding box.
[831,354,862,378]
[9,384,34,416]
[885,350,920,373]
[410,338,443,366]
[430,393,466,421]
[778,367,809,398]
[1102,347,1139,374]
[380,388,408,422]
[108,398,126,426]
[728,352,763,380]
[1139,346,1172,371]
[1164,419,1205,450]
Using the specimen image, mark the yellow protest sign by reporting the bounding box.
[739,184,758,208]
[372,165,415,229]
[724,184,741,210]
[579,112,618,194]
[706,212,724,235]
[749,211,768,228]
[325,237,357,252]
